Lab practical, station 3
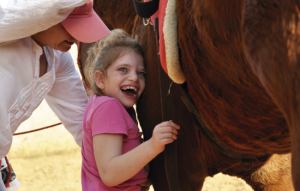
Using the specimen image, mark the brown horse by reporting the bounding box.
[79,0,296,190]
[243,1,300,190]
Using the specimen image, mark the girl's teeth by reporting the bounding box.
[122,87,137,92]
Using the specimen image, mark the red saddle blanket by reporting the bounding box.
[146,0,168,74]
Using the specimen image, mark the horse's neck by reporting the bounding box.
[93,0,137,34]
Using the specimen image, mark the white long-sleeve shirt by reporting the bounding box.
[0,0,90,159]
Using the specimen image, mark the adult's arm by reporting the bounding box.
[45,51,88,147]
[0,0,90,43]
[0,57,15,159]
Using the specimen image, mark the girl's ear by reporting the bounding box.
[94,71,105,90]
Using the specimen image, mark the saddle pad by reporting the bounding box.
[146,0,186,84]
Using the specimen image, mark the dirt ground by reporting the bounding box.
[7,45,253,191]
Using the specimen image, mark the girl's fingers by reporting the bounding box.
[157,120,180,130]
[169,120,180,129]
[161,137,175,144]
[159,132,178,140]
[158,126,178,135]
[152,121,180,146]
[157,121,173,127]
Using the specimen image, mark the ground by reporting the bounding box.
[7,45,254,191]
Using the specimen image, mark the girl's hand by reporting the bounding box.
[149,120,180,153]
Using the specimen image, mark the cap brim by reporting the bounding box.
[62,11,110,43]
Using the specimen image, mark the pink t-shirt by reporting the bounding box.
[81,95,147,191]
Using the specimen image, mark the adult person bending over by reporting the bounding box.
[0,0,110,190]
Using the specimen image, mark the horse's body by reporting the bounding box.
[243,1,300,189]
[79,0,299,190]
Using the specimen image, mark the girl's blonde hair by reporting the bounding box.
[85,29,144,96]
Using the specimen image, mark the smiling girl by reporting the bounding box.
[81,29,180,191]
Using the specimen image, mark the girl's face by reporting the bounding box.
[95,51,146,108]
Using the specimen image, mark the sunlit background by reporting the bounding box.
[7,45,253,191]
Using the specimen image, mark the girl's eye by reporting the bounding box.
[138,72,146,77]
[119,68,127,72]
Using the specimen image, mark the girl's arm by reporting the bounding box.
[93,120,180,187]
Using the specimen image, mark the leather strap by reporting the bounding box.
[132,0,159,18]
[154,18,181,191]
[178,84,269,161]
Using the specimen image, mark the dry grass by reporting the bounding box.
[7,45,253,191]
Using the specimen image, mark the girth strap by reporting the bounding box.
[159,63,181,191]
[132,0,159,18]
[154,18,181,191]
[178,83,269,161]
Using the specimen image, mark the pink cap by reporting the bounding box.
[61,0,110,43]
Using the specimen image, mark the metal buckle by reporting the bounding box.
[143,18,153,26]
[255,153,269,163]
[167,82,174,96]
[240,159,254,171]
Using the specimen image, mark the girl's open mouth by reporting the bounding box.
[121,86,138,99]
